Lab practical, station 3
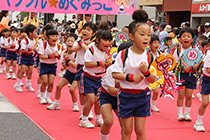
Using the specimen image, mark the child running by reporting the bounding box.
[194,49,210,132]
[0,28,10,73]
[37,29,61,104]
[5,27,18,79]
[47,33,79,111]
[148,34,161,112]
[99,45,128,140]
[70,22,97,119]
[16,28,27,86]
[79,30,112,128]
[112,9,156,140]
[35,24,54,98]
[13,24,37,92]
[173,27,201,121]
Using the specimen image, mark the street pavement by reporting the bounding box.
[0,93,51,140]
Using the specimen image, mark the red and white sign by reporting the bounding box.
[191,3,210,13]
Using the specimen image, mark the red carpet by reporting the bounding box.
[1,63,210,140]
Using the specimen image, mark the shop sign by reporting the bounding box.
[191,3,210,13]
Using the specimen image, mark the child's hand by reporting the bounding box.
[183,66,190,73]
[31,47,36,51]
[71,58,76,62]
[86,41,92,45]
[207,68,210,73]
[63,53,68,59]
[53,52,59,57]
[115,80,120,88]
[138,62,148,73]
[2,43,5,46]
[71,62,77,69]
[12,43,16,47]
[105,59,112,67]
[133,75,144,83]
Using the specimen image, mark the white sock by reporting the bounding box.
[46,92,51,98]
[95,114,101,120]
[197,114,204,123]
[17,78,21,85]
[152,100,156,106]
[82,115,88,121]
[185,107,191,114]
[0,64,2,69]
[37,84,41,92]
[55,99,59,104]
[100,132,110,140]
[25,78,28,84]
[177,107,183,114]
[28,79,31,85]
[81,105,85,111]
[73,102,77,105]
[41,92,45,98]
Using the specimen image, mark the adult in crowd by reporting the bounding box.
[203,22,210,38]
[71,15,77,23]
[23,12,39,27]
[0,10,9,32]
[151,23,159,36]
[77,14,91,36]
[159,22,169,50]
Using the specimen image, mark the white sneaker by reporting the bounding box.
[184,112,192,121]
[194,121,205,132]
[177,113,185,121]
[39,97,47,104]
[0,69,3,74]
[72,104,80,112]
[9,68,13,73]
[47,103,60,110]
[36,91,41,98]
[13,84,23,92]
[45,97,53,104]
[24,84,34,92]
[68,84,71,87]
[95,119,103,127]
[192,94,195,99]
[79,111,83,120]
[23,73,26,77]
[20,81,24,86]
[88,110,94,120]
[11,73,16,79]
[196,93,202,102]
[151,105,160,112]
[79,120,94,128]
[6,73,11,79]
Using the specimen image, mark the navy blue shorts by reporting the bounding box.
[63,69,76,84]
[98,88,118,111]
[17,54,21,64]
[6,51,17,61]
[34,55,40,68]
[74,65,83,81]
[201,76,210,95]
[80,72,101,95]
[118,89,151,118]
[20,54,34,66]
[176,73,196,89]
[0,48,7,57]
[39,63,57,76]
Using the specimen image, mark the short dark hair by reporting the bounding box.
[82,22,97,34]
[150,35,160,44]
[95,30,112,45]
[1,28,10,33]
[66,33,78,41]
[179,27,195,38]
[42,24,53,33]
[20,28,26,33]
[46,29,58,37]
[164,37,172,43]
[201,40,209,47]
[25,24,37,36]
[200,35,207,40]
[10,27,18,33]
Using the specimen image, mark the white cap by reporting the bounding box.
[164,25,172,32]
